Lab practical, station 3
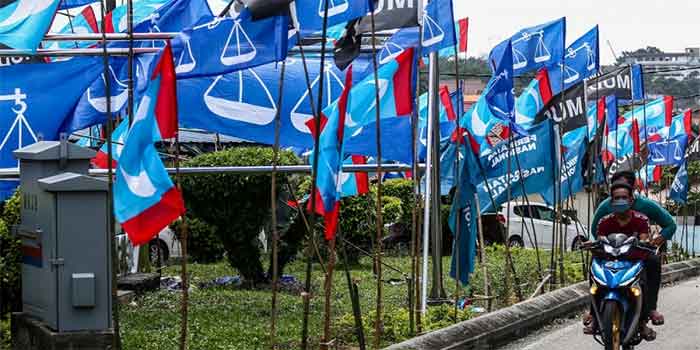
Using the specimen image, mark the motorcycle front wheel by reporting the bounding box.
[601,300,622,350]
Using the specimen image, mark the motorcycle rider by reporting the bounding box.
[583,180,660,341]
[590,171,673,326]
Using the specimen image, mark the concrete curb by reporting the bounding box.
[385,258,700,350]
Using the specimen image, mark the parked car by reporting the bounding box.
[488,201,589,251]
[115,227,181,274]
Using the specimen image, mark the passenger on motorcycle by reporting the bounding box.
[583,180,660,341]
[590,171,670,326]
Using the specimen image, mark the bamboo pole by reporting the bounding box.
[269,60,287,350]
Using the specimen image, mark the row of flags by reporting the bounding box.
[1,0,697,286]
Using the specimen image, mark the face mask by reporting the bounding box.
[611,199,631,213]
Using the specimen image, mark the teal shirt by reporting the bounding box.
[591,195,677,240]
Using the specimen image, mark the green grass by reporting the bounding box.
[120,247,587,350]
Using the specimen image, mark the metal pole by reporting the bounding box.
[420,65,435,314]
[100,1,120,348]
[370,8,386,349]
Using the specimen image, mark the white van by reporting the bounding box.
[499,201,589,251]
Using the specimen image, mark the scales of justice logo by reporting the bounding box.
[0,88,37,168]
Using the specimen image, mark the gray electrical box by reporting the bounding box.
[14,141,112,332]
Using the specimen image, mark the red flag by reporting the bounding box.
[351,155,369,195]
[631,119,640,154]
[81,6,99,34]
[458,18,469,53]
[683,109,693,139]
[439,85,457,121]
[536,68,553,105]
[664,96,674,127]
[152,42,178,139]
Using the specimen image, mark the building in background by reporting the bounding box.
[621,47,700,80]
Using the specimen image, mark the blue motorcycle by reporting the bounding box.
[584,233,657,350]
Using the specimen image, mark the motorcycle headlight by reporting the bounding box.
[604,244,618,256]
[619,244,631,255]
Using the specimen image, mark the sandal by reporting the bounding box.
[582,312,597,335]
[640,324,656,341]
[649,310,665,325]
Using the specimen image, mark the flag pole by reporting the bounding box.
[451,23,463,321]
[292,32,321,350]
[302,0,331,347]
[410,29,423,336]
[100,0,121,348]
[176,120,189,350]
[270,60,287,350]
[369,7,387,349]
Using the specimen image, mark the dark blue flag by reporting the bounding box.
[421,0,456,55]
[486,40,524,136]
[172,9,289,78]
[292,0,371,37]
[178,57,350,149]
[448,142,478,286]
[490,17,566,77]
[648,134,687,167]
[548,25,599,94]
[669,161,688,204]
[58,0,93,10]
[0,58,102,172]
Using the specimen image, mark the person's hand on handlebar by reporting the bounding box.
[651,234,666,247]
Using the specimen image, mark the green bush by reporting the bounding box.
[180,146,301,285]
[381,196,403,225]
[1,190,21,318]
[171,217,225,264]
[382,179,416,226]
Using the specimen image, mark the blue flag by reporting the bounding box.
[173,10,289,78]
[648,134,687,167]
[448,143,478,286]
[540,126,587,205]
[490,18,566,77]
[58,0,94,10]
[178,57,348,149]
[293,0,372,38]
[114,77,185,246]
[548,25,599,94]
[0,58,102,172]
[0,0,61,51]
[376,27,419,67]
[476,120,555,213]
[421,0,456,55]
[669,161,688,204]
[486,40,523,136]
[64,0,212,132]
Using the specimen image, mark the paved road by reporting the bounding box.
[499,276,700,350]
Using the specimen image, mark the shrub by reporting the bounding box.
[382,179,416,226]
[180,146,301,285]
[1,190,21,318]
[171,217,225,264]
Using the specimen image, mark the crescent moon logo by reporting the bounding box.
[471,106,488,137]
[120,167,157,198]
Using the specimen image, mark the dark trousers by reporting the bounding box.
[642,253,662,318]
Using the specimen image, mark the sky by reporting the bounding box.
[51,0,700,65]
[453,0,700,64]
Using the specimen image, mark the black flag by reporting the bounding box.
[244,0,292,20]
[686,137,700,161]
[356,0,419,33]
[586,65,641,102]
[535,82,587,133]
[333,20,362,70]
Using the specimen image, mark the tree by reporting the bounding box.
[180,146,301,286]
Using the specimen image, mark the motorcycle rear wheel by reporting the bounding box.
[602,300,622,350]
